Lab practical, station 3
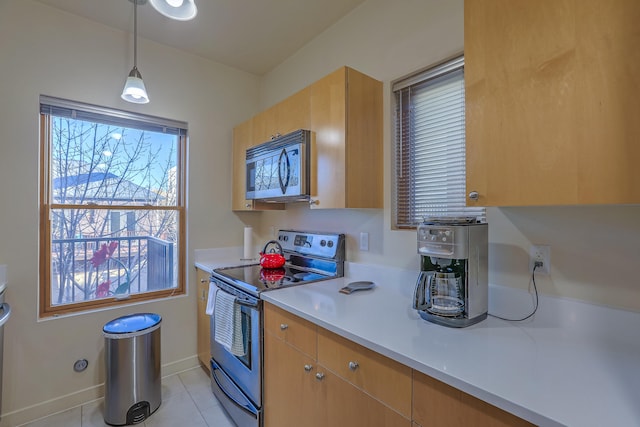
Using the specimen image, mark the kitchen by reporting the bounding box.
[0,0,639,426]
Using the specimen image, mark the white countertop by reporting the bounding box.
[194,246,259,271]
[257,263,640,427]
[195,254,640,426]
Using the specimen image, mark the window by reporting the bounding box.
[39,96,186,316]
[393,55,485,228]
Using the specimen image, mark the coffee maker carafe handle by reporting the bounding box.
[413,271,429,310]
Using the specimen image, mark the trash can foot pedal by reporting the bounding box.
[127,401,150,424]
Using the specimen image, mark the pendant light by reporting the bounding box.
[121,0,150,104]
[149,0,197,21]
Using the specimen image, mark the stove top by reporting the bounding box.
[211,230,345,297]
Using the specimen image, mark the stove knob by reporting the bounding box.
[327,240,334,248]
[320,240,326,247]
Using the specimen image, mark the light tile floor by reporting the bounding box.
[19,367,236,427]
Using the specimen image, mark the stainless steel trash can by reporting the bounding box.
[103,313,162,426]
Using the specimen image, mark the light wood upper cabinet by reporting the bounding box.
[231,66,383,212]
[465,0,640,206]
[309,67,383,209]
[412,370,534,427]
[253,87,311,144]
[231,118,284,211]
[195,268,211,370]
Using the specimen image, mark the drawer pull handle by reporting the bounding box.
[315,372,325,381]
[348,361,359,371]
[280,323,288,330]
[304,364,313,372]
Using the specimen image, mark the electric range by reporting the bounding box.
[208,229,345,427]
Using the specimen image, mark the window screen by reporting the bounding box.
[393,56,485,228]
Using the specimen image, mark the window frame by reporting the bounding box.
[39,97,187,317]
[392,54,484,229]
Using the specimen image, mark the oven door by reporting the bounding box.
[209,278,262,407]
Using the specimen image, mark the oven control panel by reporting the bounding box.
[277,230,345,260]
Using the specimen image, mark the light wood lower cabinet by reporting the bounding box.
[317,327,412,418]
[195,268,211,371]
[264,331,322,426]
[265,303,535,427]
[264,303,411,427]
[412,371,534,427]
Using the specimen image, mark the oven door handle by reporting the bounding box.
[211,279,259,308]
[235,297,259,308]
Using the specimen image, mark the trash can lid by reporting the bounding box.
[103,313,162,334]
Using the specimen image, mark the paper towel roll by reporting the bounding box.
[243,227,253,259]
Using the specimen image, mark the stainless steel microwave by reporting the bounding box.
[245,129,311,202]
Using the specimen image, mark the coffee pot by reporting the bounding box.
[413,219,488,328]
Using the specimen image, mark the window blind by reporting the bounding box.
[393,56,485,228]
[40,95,188,136]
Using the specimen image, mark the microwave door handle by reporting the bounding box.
[278,148,290,195]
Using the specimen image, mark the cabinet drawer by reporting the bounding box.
[412,371,534,427]
[264,303,317,358]
[317,328,412,418]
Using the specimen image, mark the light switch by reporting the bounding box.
[359,232,369,251]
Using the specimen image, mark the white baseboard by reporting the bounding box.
[2,355,201,427]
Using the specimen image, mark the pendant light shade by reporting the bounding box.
[122,0,149,104]
[122,66,149,104]
[149,0,197,21]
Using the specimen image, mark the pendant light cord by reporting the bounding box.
[133,0,138,68]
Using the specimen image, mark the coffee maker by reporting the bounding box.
[413,218,488,328]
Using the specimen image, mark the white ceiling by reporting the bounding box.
[34,0,366,75]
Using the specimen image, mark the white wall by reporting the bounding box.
[2,0,639,422]
[254,0,640,311]
[0,0,259,423]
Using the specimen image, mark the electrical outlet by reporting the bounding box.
[529,244,550,274]
[359,232,369,251]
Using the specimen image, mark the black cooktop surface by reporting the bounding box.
[212,263,332,296]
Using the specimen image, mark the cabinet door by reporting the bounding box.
[309,67,347,209]
[253,87,311,144]
[309,67,383,209]
[465,0,640,206]
[195,268,210,369]
[412,371,534,427]
[320,366,411,427]
[317,328,412,418]
[232,119,284,211]
[465,0,578,206]
[263,331,323,427]
[232,119,254,211]
[264,303,317,358]
[574,0,640,203]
